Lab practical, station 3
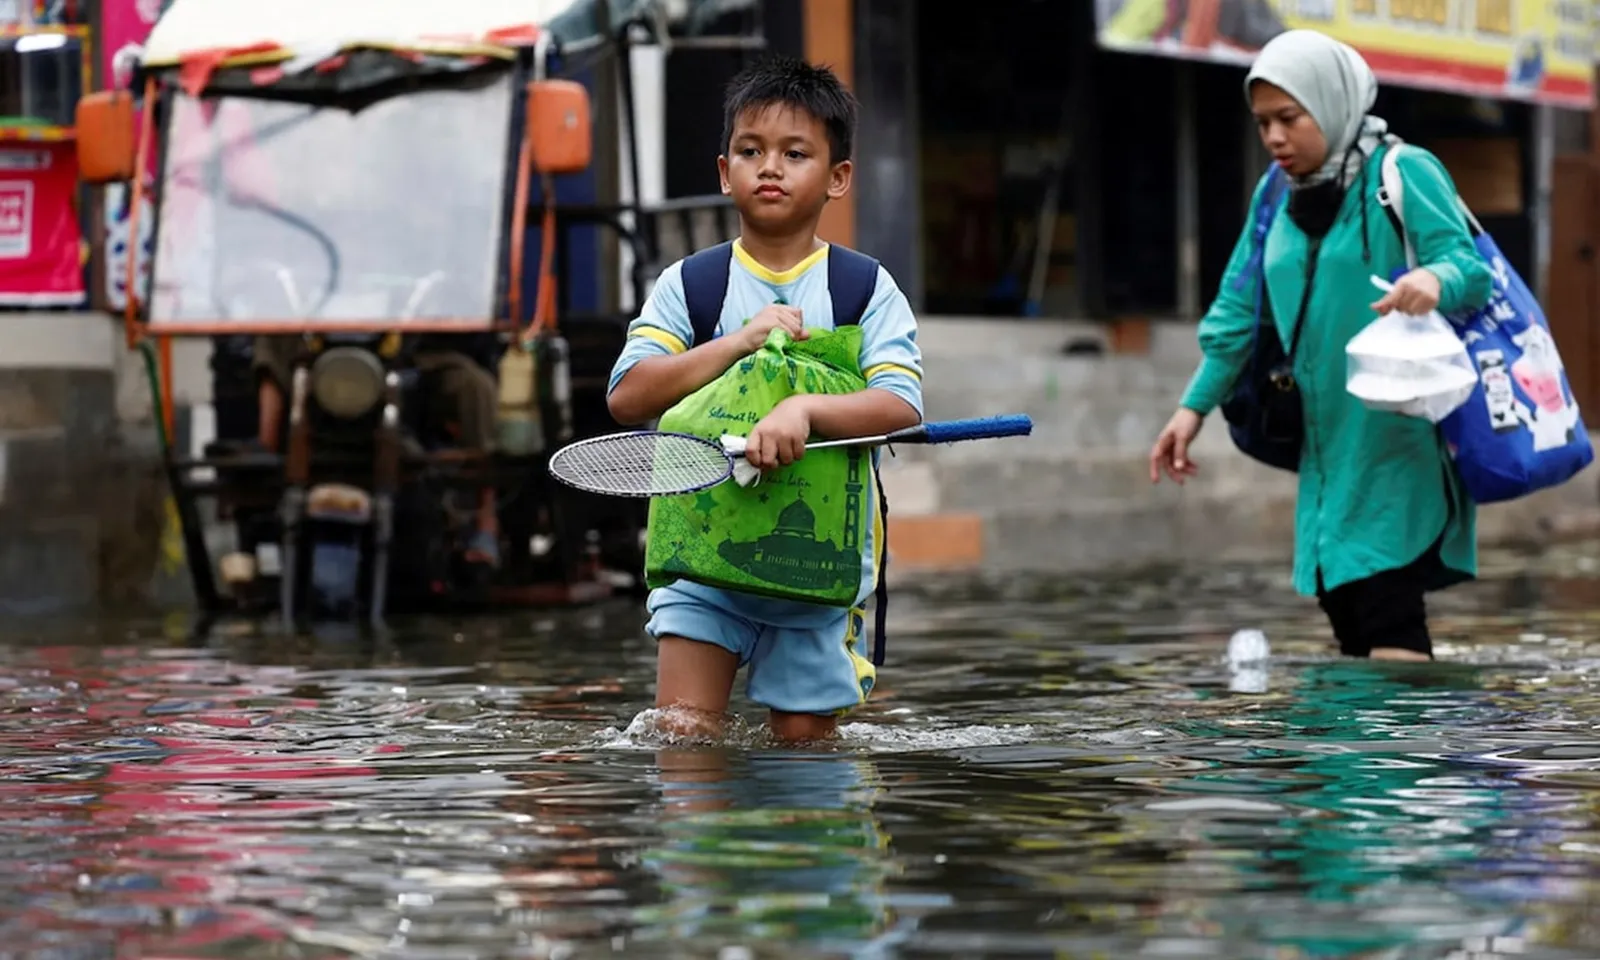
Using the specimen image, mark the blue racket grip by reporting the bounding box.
[891,415,1034,445]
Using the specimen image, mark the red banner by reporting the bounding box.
[0,142,83,305]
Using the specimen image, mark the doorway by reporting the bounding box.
[915,2,1078,317]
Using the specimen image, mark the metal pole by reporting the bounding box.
[1176,62,1200,320]
[1068,2,1098,319]
[1533,103,1555,305]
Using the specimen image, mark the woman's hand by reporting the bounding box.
[1149,407,1205,485]
[1371,267,1441,316]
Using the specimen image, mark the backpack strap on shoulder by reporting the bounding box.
[825,243,891,666]
[1377,143,1417,268]
[1234,167,1288,297]
[826,243,880,327]
[1261,168,1289,227]
[681,241,735,348]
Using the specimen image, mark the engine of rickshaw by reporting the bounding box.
[210,331,467,618]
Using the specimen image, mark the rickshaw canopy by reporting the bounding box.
[139,0,758,83]
[93,0,757,337]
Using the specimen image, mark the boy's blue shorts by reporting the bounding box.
[644,582,877,716]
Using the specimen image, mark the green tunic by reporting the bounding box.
[1181,144,1494,597]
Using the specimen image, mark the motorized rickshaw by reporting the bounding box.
[72,0,753,626]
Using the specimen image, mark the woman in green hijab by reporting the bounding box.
[1148,30,1494,662]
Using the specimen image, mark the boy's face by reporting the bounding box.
[718,104,851,234]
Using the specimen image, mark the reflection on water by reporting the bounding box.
[639,748,906,952]
[5,543,1600,957]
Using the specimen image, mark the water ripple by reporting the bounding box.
[0,545,1597,955]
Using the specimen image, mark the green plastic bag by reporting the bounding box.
[645,326,875,606]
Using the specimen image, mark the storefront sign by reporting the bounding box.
[1095,0,1596,108]
[0,143,83,305]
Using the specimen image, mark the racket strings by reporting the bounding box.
[549,433,731,496]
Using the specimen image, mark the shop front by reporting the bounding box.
[845,0,1595,334]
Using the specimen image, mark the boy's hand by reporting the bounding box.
[737,304,807,353]
[745,397,812,471]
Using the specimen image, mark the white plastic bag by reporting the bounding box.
[1344,276,1477,423]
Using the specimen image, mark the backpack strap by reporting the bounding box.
[1378,141,1486,272]
[688,240,879,340]
[826,243,880,327]
[1230,167,1289,347]
[1378,144,1416,269]
[825,243,892,666]
[869,474,889,667]
[681,240,735,348]
[1234,166,1288,300]
[680,238,895,666]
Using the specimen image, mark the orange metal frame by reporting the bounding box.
[122,75,156,350]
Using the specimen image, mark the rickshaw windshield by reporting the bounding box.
[148,72,513,329]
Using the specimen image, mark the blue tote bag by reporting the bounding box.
[1380,144,1593,504]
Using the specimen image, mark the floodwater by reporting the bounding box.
[7,545,1600,959]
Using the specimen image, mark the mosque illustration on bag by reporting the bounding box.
[715,496,860,592]
[652,449,866,596]
[717,449,865,593]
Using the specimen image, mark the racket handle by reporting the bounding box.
[888,415,1034,445]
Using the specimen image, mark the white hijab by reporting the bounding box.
[1245,29,1393,189]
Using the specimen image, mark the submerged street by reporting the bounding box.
[2,543,1600,958]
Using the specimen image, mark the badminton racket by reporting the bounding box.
[547,414,1034,498]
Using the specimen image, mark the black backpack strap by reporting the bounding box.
[680,241,735,348]
[824,244,892,666]
[826,243,880,327]
[870,472,889,666]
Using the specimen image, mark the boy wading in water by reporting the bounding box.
[607,58,924,743]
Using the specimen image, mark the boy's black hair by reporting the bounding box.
[721,55,858,164]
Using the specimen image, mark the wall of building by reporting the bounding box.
[880,318,1600,578]
[1,310,1598,611]
[0,311,205,613]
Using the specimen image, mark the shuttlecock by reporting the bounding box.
[731,460,762,488]
[718,435,761,487]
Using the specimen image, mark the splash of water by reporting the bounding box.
[592,707,1039,754]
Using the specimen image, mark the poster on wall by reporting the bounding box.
[1093,0,1597,109]
[97,0,163,310]
[0,142,83,305]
